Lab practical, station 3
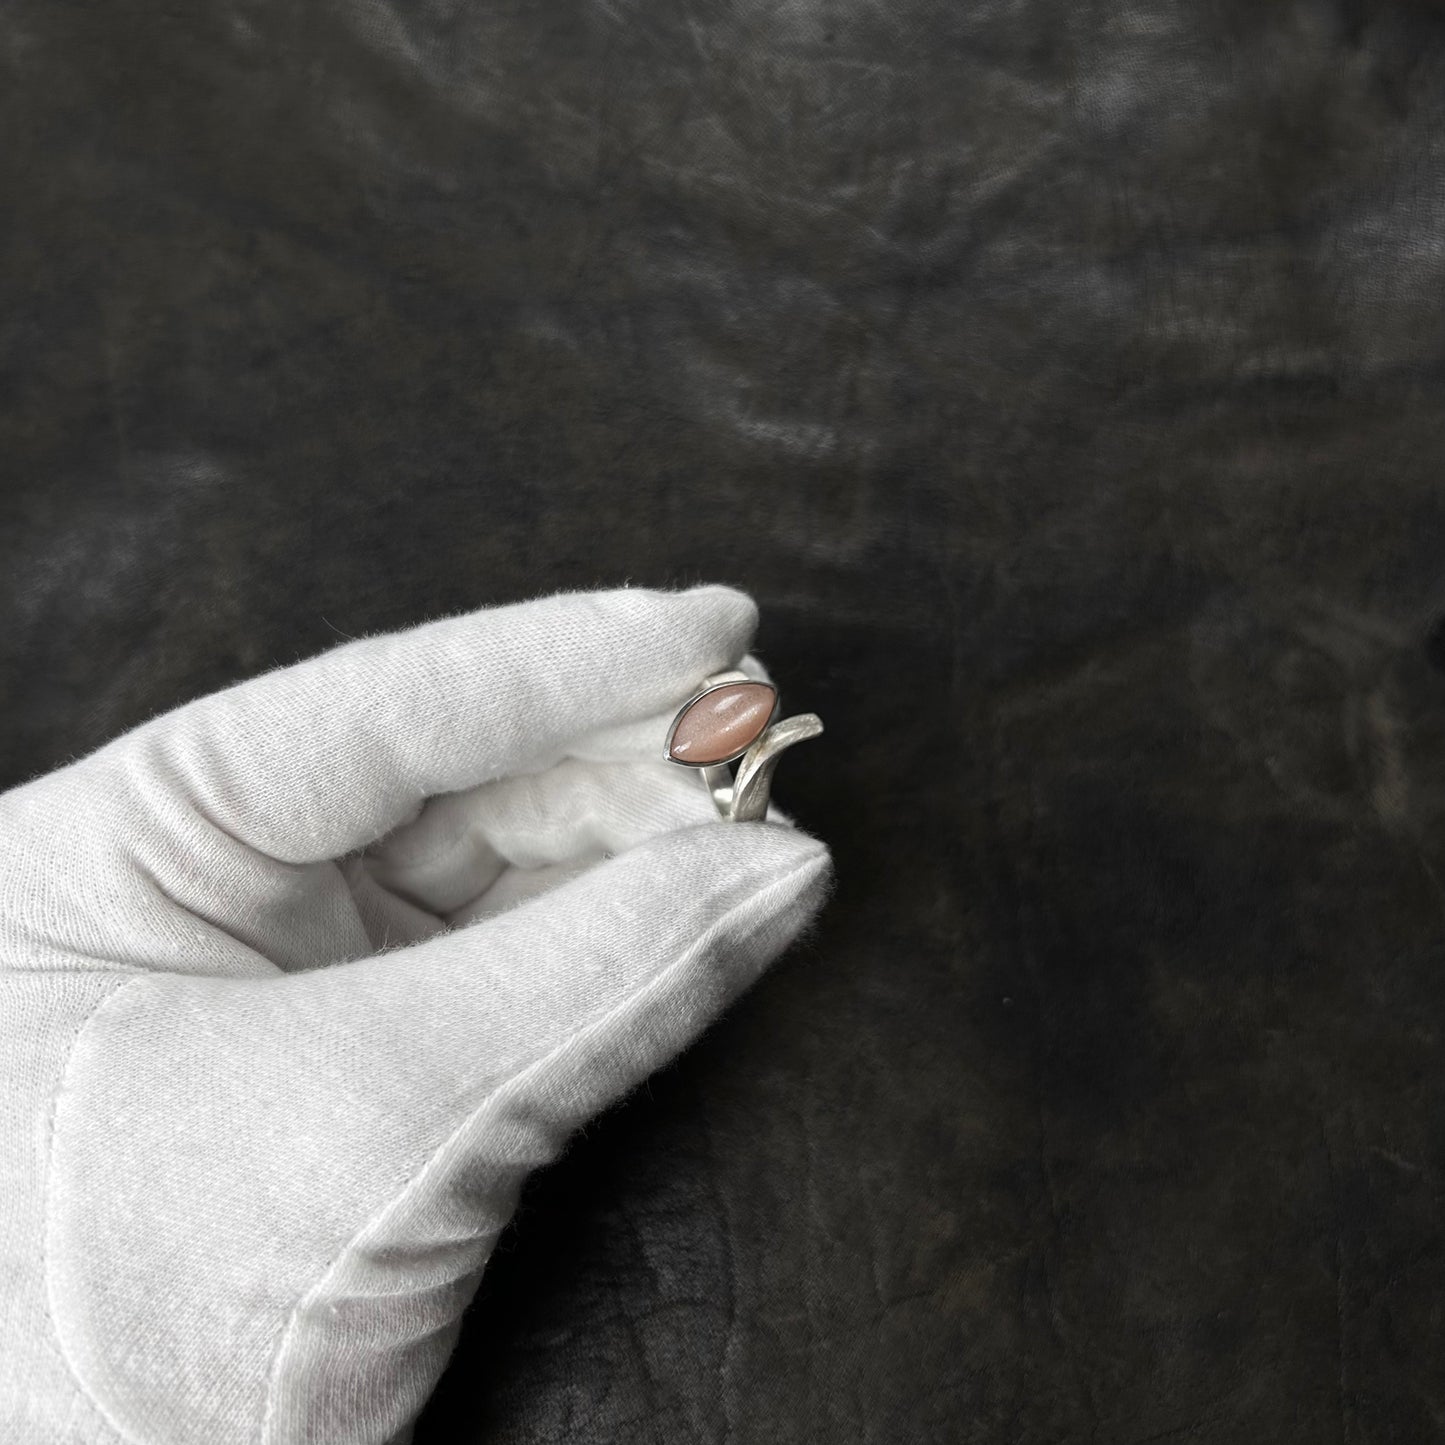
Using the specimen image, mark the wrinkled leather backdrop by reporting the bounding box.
[5,0,1445,1440]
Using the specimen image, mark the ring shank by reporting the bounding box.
[695,713,824,822]
[700,763,734,815]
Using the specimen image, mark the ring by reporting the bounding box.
[663,670,823,822]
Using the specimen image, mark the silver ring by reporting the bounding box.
[662,670,823,822]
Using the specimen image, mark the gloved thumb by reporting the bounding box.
[46,822,831,1445]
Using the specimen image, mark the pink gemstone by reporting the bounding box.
[668,681,777,766]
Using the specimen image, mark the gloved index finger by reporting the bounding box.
[119,585,757,864]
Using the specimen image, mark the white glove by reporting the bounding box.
[0,584,831,1445]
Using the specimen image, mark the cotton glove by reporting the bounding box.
[0,585,831,1445]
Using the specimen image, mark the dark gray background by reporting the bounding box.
[5,1,1445,1440]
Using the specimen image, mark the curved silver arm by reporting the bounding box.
[703,712,823,822]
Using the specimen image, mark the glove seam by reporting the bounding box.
[257,844,827,1445]
[38,971,155,1445]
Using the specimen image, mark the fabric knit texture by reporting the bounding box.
[8,0,1445,1439]
[0,585,832,1444]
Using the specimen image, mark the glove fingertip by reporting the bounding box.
[677,583,759,656]
[667,818,833,926]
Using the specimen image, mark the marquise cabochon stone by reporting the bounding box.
[667,681,778,766]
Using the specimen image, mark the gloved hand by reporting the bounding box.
[0,585,831,1445]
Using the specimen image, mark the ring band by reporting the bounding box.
[663,670,823,822]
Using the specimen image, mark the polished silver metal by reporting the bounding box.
[664,669,824,823]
